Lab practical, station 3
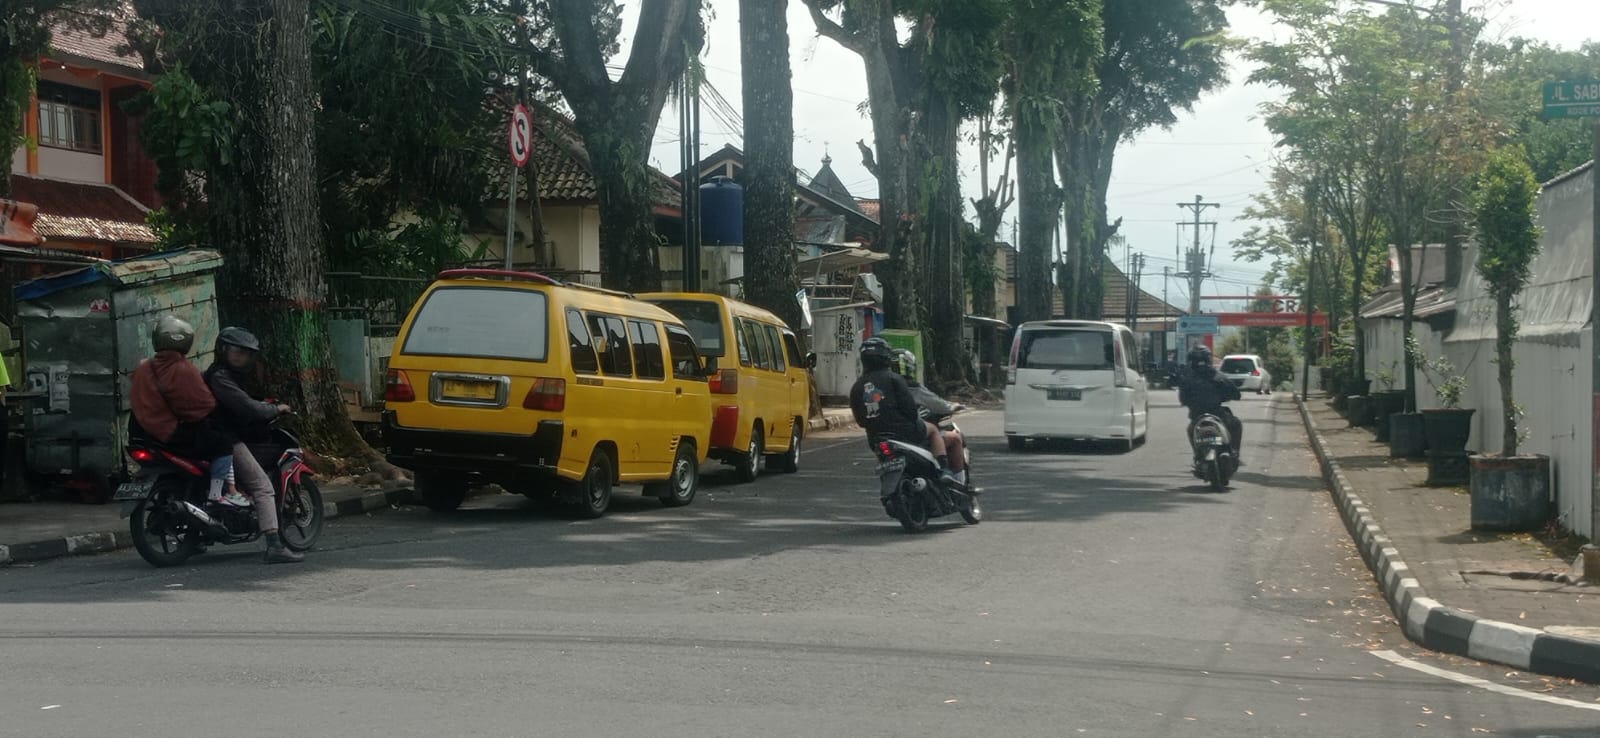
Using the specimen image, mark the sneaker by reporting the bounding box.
[940,468,963,488]
[264,544,304,564]
[220,490,252,507]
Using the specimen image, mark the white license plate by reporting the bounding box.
[113,480,154,501]
[876,458,906,474]
[1047,388,1082,401]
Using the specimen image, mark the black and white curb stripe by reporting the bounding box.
[1297,397,1600,684]
[0,486,421,568]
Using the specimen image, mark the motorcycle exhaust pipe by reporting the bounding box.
[177,501,232,539]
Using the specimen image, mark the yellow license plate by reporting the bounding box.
[442,380,497,400]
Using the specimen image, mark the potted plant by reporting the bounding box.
[1387,341,1427,458]
[1465,146,1550,529]
[1418,354,1472,479]
[1371,365,1406,441]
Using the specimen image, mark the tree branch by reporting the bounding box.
[855,139,878,178]
[799,0,866,56]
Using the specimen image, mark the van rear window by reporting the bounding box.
[1018,329,1113,371]
[650,300,725,357]
[402,287,549,361]
[1220,358,1256,374]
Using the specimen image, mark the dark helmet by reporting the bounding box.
[152,315,195,354]
[860,337,894,369]
[217,326,261,353]
[1187,346,1213,370]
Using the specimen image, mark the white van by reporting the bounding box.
[1003,320,1150,452]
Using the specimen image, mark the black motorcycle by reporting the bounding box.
[873,410,982,532]
[115,423,323,567]
[1190,412,1237,492]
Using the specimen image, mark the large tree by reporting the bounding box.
[532,0,703,292]
[1055,0,1229,320]
[738,0,802,332]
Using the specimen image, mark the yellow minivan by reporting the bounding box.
[640,293,811,482]
[383,269,714,518]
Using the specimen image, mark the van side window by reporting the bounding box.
[665,325,705,380]
[735,318,752,366]
[742,319,772,370]
[782,331,803,369]
[588,314,634,377]
[764,324,787,372]
[629,320,666,381]
[567,309,599,375]
[1121,331,1139,373]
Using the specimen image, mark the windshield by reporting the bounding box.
[647,299,726,357]
[401,287,549,361]
[1220,358,1257,374]
[1018,329,1113,371]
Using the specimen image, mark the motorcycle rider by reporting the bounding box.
[1177,345,1244,463]
[205,327,290,444]
[890,349,969,485]
[850,338,964,485]
[129,316,303,564]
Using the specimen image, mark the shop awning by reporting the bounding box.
[796,246,886,276]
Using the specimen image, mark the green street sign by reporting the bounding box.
[1543,80,1600,119]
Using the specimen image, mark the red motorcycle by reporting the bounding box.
[116,421,323,567]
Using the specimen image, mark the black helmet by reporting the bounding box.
[217,327,261,353]
[860,337,893,369]
[1187,346,1213,369]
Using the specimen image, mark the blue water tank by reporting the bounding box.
[699,176,744,246]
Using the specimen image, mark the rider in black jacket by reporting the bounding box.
[204,327,289,445]
[1177,346,1244,462]
[850,338,962,484]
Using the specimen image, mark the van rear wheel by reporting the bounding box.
[735,426,764,483]
[415,471,467,512]
[648,441,699,507]
[565,450,614,519]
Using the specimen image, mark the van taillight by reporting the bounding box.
[385,369,416,402]
[710,368,739,395]
[1006,332,1021,385]
[523,378,567,411]
[1113,337,1129,388]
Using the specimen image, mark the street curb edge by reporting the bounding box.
[1295,396,1600,684]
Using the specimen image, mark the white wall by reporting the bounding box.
[10,146,25,175]
[36,147,102,182]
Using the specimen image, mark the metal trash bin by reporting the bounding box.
[13,249,222,497]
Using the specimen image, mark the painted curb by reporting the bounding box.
[0,485,423,568]
[1296,396,1600,684]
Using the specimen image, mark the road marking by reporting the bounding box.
[1371,650,1600,712]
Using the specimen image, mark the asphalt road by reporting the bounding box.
[3,393,1598,737]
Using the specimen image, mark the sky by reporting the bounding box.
[632,0,1600,314]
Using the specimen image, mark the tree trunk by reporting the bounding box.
[241,0,362,457]
[738,0,802,333]
[1014,110,1058,324]
[1496,291,1518,456]
[577,117,663,292]
[921,97,967,385]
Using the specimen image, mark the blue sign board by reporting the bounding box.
[1177,316,1219,334]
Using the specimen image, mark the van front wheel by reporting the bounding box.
[768,421,801,474]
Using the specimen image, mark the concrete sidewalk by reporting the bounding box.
[1299,394,1600,682]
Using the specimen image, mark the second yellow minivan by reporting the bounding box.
[640,293,811,482]
[383,270,715,518]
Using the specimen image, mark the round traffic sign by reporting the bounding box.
[509,104,532,167]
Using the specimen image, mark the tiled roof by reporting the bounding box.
[46,9,144,76]
[492,103,679,208]
[1101,258,1184,320]
[8,175,156,245]
[856,199,880,221]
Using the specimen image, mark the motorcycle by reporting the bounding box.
[874,406,982,532]
[115,421,323,567]
[1190,412,1237,492]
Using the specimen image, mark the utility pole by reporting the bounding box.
[1591,118,1599,539]
[678,60,703,292]
[1162,266,1172,367]
[1127,253,1145,329]
[1303,173,1320,401]
[1175,194,1220,314]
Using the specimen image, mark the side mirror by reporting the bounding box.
[805,352,817,369]
[702,356,720,377]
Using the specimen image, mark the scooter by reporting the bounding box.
[1190,412,1236,492]
[874,404,981,532]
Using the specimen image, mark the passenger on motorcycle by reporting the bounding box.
[129,316,303,564]
[1177,346,1244,463]
[890,349,969,485]
[849,338,964,485]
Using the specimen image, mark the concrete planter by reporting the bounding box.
[1469,454,1552,532]
[1388,412,1427,459]
[1423,408,1475,487]
[1346,394,1373,427]
[1371,390,1407,441]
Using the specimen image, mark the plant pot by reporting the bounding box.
[1346,394,1372,427]
[1371,390,1407,441]
[1349,379,1371,396]
[1332,391,1348,411]
[1421,408,1475,453]
[1468,454,1552,532]
[1388,412,1426,458]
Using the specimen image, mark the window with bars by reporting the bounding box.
[36,81,102,154]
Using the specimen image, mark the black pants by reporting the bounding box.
[0,403,8,494]
[139,418,237,461]
[1188,407,1243,456]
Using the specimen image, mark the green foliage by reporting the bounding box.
[1263,330,1296,391]
[1472,146,1543,303]
[125,68,237,201]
